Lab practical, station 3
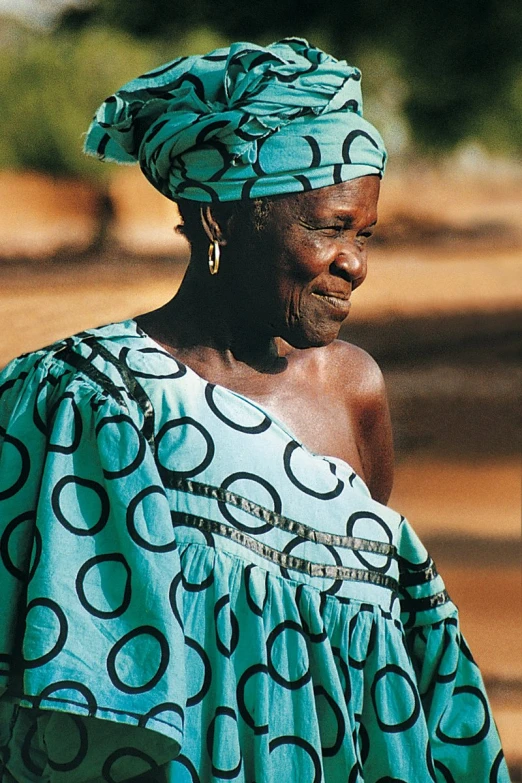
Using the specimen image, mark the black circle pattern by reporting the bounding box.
[435,686,491,746]
[371,665,421,733]
[269,736,322,783]
[236,664,269,735]
[219,472,280,535]
[0,428,30,501]
[46,714,89,772]
[120,345,187,380]
[47,394,83,454]
[205,383,271,434]
[0,511,35,580]
[126,486,178,552]
[206,706,243,779]
[267,621,311,690]
[156,417,215,480]
[52,475,110,537]
[346,511,394,573]
[20,720,45,777]
[96,414,147,479]
[102,747,160,783]
[314,684,345,757]
[33,680,97,717]
[214,594,239,658]
[107,626,170,694]
[23,598,68,669]
[76,553,132,619]
[0,320,507,782]
[86,40,387,203]
[281,537,343,596]
[283,442,344,500]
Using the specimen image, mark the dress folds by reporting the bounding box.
[0,321,509,782]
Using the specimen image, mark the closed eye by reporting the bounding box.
[299,219,376,238]
[320,226,344,236]
[299,223,345,236]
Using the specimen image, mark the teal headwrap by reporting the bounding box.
[85,38,387,202]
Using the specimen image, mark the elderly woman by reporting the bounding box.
[0,39,509,783]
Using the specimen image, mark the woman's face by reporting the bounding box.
[227,175,380,348]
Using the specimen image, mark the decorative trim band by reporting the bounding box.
[399,560,439,586]
[400,590,451,613]
[172,511,400,593]
[167,476,397,557]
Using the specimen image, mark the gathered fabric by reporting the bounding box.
[0,321,509,782]
[84,38,386,202]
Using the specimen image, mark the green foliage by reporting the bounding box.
[389,0,522,154]
[0,24,166,178]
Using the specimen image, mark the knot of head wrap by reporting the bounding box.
[85,38,387,202]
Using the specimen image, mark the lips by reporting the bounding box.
[311,291,352,315]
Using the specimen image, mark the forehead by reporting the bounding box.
[272,175,380,220]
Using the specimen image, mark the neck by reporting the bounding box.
[136,260,291,376]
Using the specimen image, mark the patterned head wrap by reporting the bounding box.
[85,37,387,202]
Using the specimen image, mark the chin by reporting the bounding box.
[284,322,342,350]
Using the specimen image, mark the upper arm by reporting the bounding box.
[331,341,395,504]
[0,363,184,774]
[355,355,394,504]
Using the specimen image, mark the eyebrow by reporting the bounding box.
[299,215,378,229]
[333,216,378,228]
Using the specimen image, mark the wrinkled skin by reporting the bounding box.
[136,175,394,503]
[217,176,377,350]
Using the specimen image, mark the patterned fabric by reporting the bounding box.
[0,321,509,783]
[84,38,386,202]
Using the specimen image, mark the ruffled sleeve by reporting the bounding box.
[398,519,510,781]
[0,354,185,781]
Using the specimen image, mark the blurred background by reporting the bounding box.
[0,0,520,773]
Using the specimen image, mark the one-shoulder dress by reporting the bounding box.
[0,320,510,782]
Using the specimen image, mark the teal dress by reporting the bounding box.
[0,321,509,782]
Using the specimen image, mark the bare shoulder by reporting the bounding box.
[322,339,386,395]
[317,340,395,504]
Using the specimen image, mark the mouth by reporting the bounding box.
[311,291,352,315]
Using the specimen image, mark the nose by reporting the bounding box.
[330,242,367,290]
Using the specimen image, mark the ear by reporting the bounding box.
[200,205,228,246]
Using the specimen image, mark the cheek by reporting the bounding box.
[255,265,307,329]
[232,227,330,321]
[271,245,331,323]
[280,238,331,284]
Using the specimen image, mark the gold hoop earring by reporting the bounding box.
[208,241,220,275]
